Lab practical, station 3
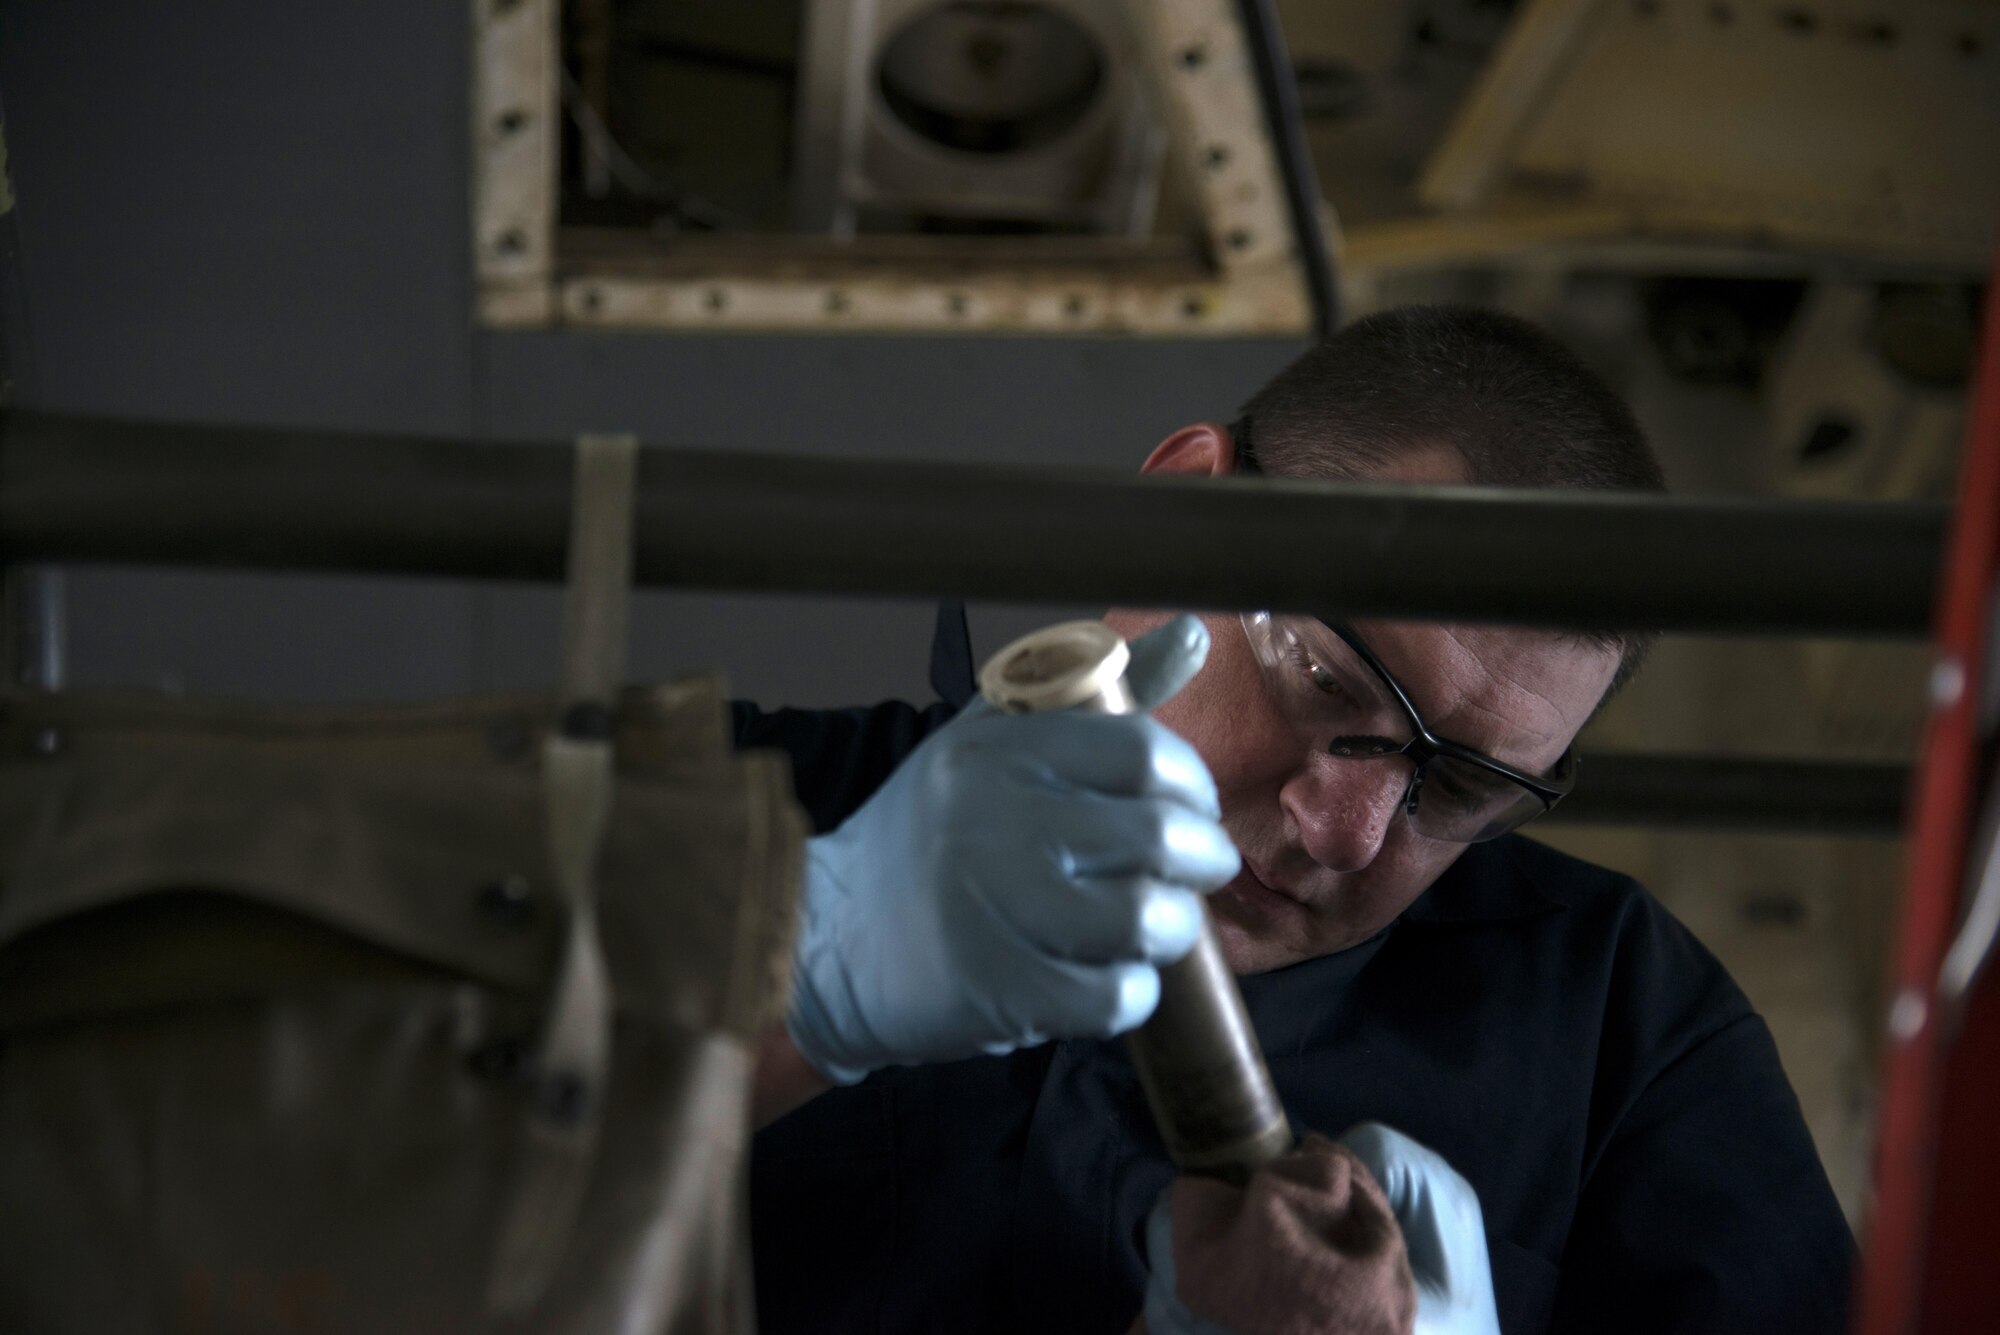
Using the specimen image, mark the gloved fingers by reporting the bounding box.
[1338,1122,1499,1335]
[1338,1123,1423,1207]
[1123,614,1212,713]
[1002,952,1162,1040]
[974,711,1223,817]
[1037,791,1240,888]
[1340,1123,1447,1275]
[997,876,1205,965]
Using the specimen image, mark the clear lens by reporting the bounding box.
[1241,613,1553,844]
[1241,613,1414,755]
[1411,757,1547,842]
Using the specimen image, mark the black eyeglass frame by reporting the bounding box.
[1313,619,1577,825]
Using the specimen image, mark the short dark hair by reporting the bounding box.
[1232,305,1666,698]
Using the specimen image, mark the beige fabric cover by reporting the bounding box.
[0,681,803,1334]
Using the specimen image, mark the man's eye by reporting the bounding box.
[1429,774,1480,809]
[1429,767,1503,812]
[1287,646,1349,698]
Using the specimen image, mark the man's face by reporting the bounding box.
[1149,610,1617,974]
[1108,438,1621,974]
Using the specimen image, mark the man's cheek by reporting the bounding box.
[1215,802,1279,864]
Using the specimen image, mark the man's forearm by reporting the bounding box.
[751,1020,832,1129]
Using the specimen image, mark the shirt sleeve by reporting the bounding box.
[1551,899,1856,1335]
[730,699,958,834]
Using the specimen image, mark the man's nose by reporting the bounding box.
[1279,755,1409,873]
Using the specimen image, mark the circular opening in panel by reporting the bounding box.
[877,2,1107,154]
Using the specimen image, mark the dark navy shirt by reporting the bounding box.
[735,700,1854,1335]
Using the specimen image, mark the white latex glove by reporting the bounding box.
[1343,1123,1501,1335]
[785,615,1241,1084]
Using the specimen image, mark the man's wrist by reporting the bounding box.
[751,1019,835,1129]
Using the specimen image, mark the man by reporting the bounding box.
[742,307,1854,1333]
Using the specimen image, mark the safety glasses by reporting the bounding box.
[1239,612,1576,843]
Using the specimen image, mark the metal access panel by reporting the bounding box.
[1419,0,2000,270]
[792,0,1168,237]
[469,0,1321,336]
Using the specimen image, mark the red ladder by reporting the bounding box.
[1856,249,2000,1333]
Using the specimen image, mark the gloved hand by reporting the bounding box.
[785,615,1240,1085]
[1342,1124,1500,1335]
[1141,1124,1500,1335]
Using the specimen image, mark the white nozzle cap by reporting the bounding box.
[978,621,1132,714]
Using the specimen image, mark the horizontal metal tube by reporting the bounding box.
[1549,753,1910,837]
[0,411,1947,636]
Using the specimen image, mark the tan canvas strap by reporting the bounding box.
[487,432,639,1313]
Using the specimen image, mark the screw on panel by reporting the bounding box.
[1063,294,1087,319]
[1776,7,1819,36]
[705,288,729,313]
[1741,892,1808,927]
[1849,20,1897,46]
[466,1036,529,1083]
[1181,294,1206,319]
[1225,228,1253,252]
[561,700,614,740]
[824,289,850,315]
[1957,31,1983,57]
[578,287,604,314]
[538,1071,590,1126]
[496,108,531,135]
[477,874,538,928]
[1203,144,1231,171]
[945,292,969,317]
[1797,415,1857,465]
[1177,44,1207,70]
[495,228,528,256]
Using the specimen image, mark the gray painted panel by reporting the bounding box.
[55,572,1102,711]
[481,330,1301,466]
[478,585,943,709]
[0,0,475,431]
[0,0,484,701]
[61,567,484,704]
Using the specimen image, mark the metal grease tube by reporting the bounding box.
[979,621,1293,1183]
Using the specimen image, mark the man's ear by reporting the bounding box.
[1139,422,1239,479]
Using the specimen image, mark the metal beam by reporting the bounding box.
[0,411,1946,637]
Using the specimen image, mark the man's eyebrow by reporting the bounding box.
[1347,622,1557,774]
[1437,693,1555,775]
